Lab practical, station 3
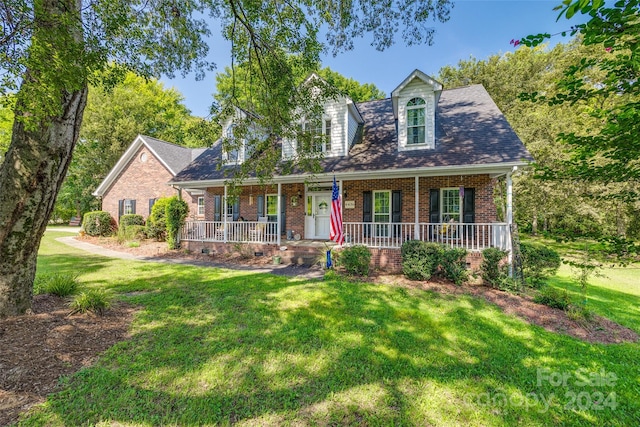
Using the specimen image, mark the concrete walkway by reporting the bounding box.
[54,235,325,279]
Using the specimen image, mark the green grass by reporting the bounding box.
[18,231,640,426]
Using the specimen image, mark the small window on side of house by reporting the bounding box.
[197,197,205,216]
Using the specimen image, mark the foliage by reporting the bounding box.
[33,273,80,297]
[534,285,573,310]
[166,197,189,250]
[55,73,211,220]
[82,211,115,237]
[520,242,561,287]
[336,245,371,276]
[440,247,469,285]
[68,289,112,315]
[518,0,640,201]
[401,240,443,280]
[119,214,145,230]
[146,198,171,241]
[0,97,13,163]
[480,247,509,288]
[117,224,147,244]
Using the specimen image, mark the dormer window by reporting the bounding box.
[298,118,332,153]
[223,124,243,164]
[407,98,426,145]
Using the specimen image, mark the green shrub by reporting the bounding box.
[401,240,442,280]
[521,242,561,287]
[117,224,147,243]
[481,247,509,288]
[534,286,572,310]
[34,273,80,297]
[166,197,189,249]
[338,245,371,276]
[146,197,171,241]
[119,214,145,229]
[68,289,112,315]
[83,211,115,236]
[440,247,469,285]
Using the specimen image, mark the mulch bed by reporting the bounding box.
[0,295,136,426]
[1,236,637,425]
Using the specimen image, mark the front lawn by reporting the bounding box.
[17,232,640,426]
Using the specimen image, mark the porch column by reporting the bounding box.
[223,185,228,243]
[339,179,344,246]
[277,182,282,246]
[414,176,420,240]
[506,170,514,275]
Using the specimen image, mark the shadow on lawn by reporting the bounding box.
[28,267,637,426]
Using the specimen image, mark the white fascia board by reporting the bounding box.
[170,161,530,189]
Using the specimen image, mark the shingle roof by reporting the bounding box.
[171,84,532,184]
[140,135,204,175]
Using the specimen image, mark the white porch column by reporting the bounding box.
[506,170,514,275]
[339,179,344,246]
[277,182,282,246]
[223,185,228,243]
[414,176,420,240]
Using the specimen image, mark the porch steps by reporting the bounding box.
[279,246,324,267]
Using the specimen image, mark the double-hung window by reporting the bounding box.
[441,188,461,223]
[299,118,332,153]
[124,199,135,215]
[197,197,205,216]
[406,98,426,145]
[373,190,391,237]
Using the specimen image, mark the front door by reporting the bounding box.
[305,192,331,239]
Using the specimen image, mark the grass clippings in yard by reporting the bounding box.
[0,295,136,426]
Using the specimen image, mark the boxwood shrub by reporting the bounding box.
[82,211,115,236]
[337,245,371,276]
[119,214,145,230]
[401,240,443,280]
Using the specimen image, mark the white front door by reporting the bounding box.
[305,192,332,239]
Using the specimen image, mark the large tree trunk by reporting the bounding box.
[0,85,87,317]
[0,0,87,317]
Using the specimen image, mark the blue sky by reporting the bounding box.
[161,1,589,118]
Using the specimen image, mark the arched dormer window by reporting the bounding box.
[406,97,426,145]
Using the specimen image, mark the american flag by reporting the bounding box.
[329,176,344,245]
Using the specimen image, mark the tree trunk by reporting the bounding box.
[0,0,88,317]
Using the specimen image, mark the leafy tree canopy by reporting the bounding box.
[517,0,640,201]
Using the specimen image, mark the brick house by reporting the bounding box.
[164,70,533,271]
[93,135,206,222]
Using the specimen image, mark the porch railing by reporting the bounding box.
[181,220,509,251]
[181,220,278,244]
[343,222,509,251]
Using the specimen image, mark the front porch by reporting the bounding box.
[181,220,510,252]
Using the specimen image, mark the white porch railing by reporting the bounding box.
[181,221,509,252]
[343,222,509,251]
[181,220,278,244]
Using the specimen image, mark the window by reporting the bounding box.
[298,118,332,153]
[197,197,205,216]
[226,201,234,216]
[124,199,135,215]
[441,188,461,222]
[224,124,240,164]
[373,191,390,237]
[406,97,426,145]
[266,194,278,216]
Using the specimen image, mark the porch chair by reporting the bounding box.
[248,216,268,242]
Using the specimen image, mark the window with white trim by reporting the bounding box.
[124,199,135,215]
[197,197,205,216]
[441,188,461,222]
[298,118,332,153]
[406,97,426,145]
[373,190,390,237]
[224,124,241,164]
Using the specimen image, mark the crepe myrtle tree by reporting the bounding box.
[0,0,453,317]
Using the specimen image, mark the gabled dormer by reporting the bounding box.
[391,69,443,151]
[282,73,364,160]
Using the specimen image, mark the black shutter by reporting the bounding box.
[429,189,440,223]
[213,195,221,221]
[130,199,136,215]
[392,190,402,238]
[149,198,156,215]
[257,195,264,219]
[118,199,124,219]
[463,188,475,223]
[233,198,240,221]
[280,195,287,235]
[363,191,372,238]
